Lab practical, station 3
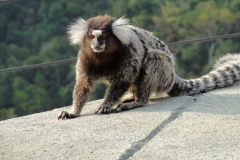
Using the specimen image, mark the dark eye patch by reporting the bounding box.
[100,34,107,39]
[89,35,95,39]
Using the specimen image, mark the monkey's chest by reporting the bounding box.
[85,61,122,80]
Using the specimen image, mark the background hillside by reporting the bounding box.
[1,0,240,120]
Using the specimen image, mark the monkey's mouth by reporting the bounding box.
[91,45,105,53]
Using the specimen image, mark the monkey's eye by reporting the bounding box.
[89,35,95,39]
[100,34,107,39]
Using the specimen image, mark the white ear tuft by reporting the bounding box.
[112,16,131,45]
[67,18,88,45]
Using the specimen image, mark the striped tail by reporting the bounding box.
[168,54,240,96]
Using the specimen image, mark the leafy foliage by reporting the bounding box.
[1,0,240,120]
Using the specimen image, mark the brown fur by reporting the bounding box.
[58,15,138,119]
[87,15,115,30]
[81,36,131,80]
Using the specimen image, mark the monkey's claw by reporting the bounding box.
[95,105,111,114]
[57,110,79,120]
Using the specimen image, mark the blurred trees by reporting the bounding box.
[0,0,240,120]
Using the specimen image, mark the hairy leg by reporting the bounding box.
[113,83,151,112]
[58,77,92,120]
[95,81,131,114]
[112,72,152,113]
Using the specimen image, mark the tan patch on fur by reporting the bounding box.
[151,49,170,61]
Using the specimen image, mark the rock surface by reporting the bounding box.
[1,85,240,160]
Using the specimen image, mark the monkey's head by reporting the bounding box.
[67,15,131,54]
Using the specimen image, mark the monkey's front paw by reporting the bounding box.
[95,105,111,114]
[57,110,79,120]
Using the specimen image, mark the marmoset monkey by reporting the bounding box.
[58,15,240,119]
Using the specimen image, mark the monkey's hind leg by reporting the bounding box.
[112,72,152,113]
[120,92,136,103]
[112,101,145,112]
[112,85,150,112]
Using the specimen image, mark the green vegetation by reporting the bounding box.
[1,0,240,120]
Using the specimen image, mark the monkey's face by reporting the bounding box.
[67,15,130,53]
[88,29,108,53]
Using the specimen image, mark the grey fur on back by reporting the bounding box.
[125,25,240,97]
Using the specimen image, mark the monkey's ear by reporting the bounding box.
[67,18,88,45]
[112,16,131,45]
